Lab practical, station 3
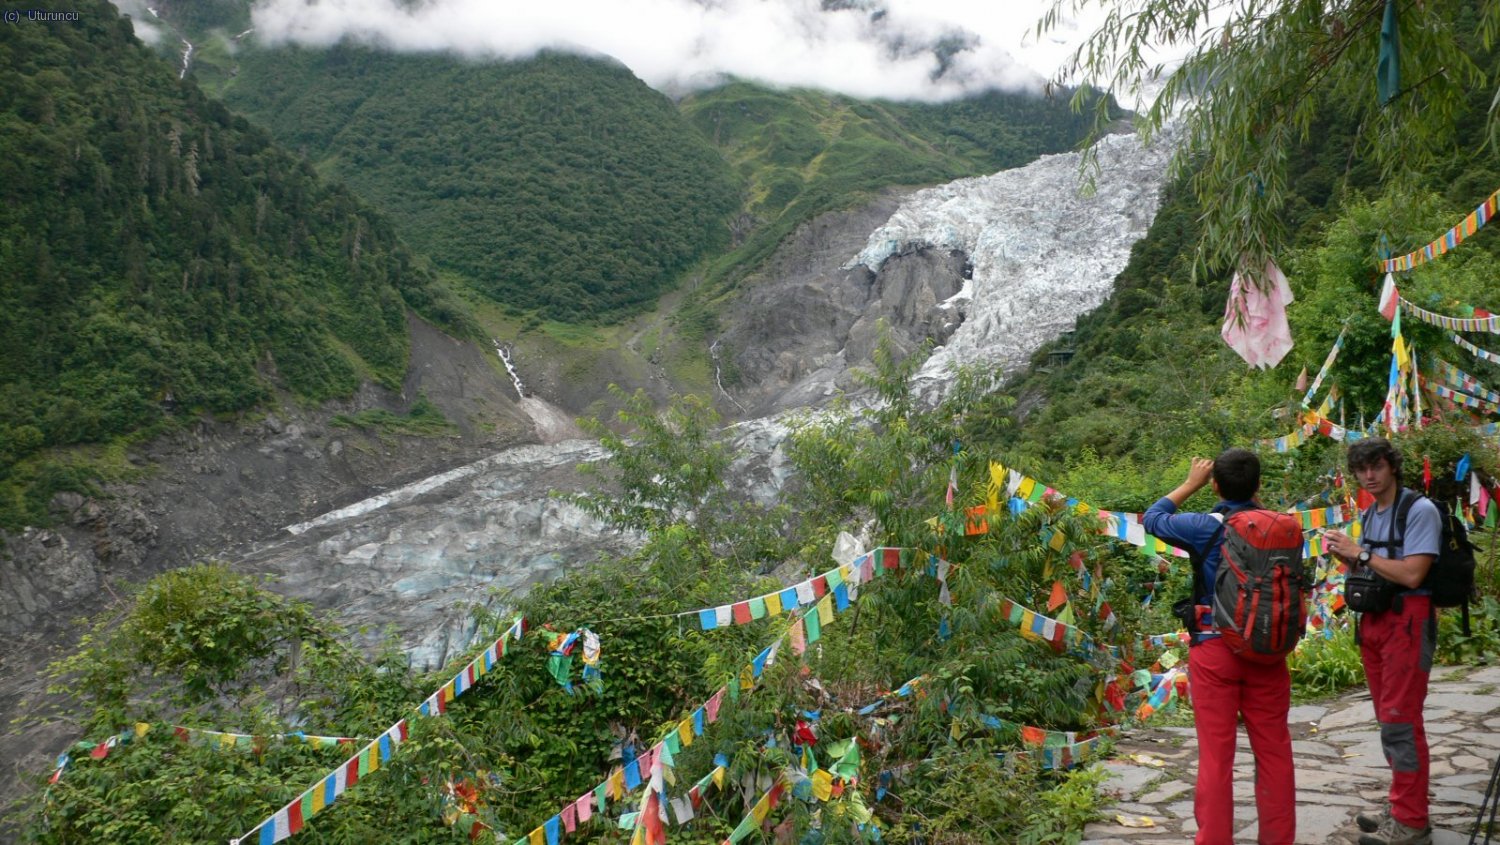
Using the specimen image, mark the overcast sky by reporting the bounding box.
[233,0,1139,102]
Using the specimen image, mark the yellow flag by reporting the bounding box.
[1019,610,1041,642]
[817,594,834,626]
[811,770,834,802]
[750,793,771,824]
[134,723,151,738]
[678,720,694,747]
[712,766,725,790]
[530,827,546,845]
[988,462,1005,512]
[764,592,782,617]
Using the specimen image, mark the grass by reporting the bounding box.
[329,398,457,438]
[0,433,157,531]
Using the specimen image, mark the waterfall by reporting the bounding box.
[493,339,527,399]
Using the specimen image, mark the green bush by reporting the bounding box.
[1436,596,1500,666]
[1288,626,1365,699]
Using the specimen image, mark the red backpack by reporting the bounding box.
[1208,509,1309,663]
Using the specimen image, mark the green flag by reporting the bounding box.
[1377,0,1400,106]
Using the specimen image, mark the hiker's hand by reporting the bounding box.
[1184,458,1214,490]
[1324,530,1359,562]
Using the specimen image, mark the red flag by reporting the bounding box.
[1424,456,1432,491]
[1356,487,1376,511]
[287,799,304,835]
[1047,580,1067,611]
[794,721,818,746]
[641,791,666,845]
[1105,680,1125,712]
[1378,273,1399,321]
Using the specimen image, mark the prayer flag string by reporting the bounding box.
[1380,187,1500,272]
[231,616,526,845]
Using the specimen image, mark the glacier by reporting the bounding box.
[848,129,1173,385]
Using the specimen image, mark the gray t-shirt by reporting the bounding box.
[1361,491,1442,560]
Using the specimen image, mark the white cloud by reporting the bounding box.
[113,0,165,45]
[246,0,1121,101]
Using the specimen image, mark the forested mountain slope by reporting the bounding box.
[0,0,472,529]
[223,47,743,322]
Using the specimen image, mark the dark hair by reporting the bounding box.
[1213,448,1261,501]
[1346,437,1403,483]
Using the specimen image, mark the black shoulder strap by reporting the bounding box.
[1392,488,1420,544]
[1367,489,1417,551]
[1187,506,1232,601]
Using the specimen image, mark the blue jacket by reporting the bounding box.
[1143,497,1258,606]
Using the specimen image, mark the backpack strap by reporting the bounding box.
[1392,488,1419,546]
[1187,513,1227,604]
[1366,488,1418,552]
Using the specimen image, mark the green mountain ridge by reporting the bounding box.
[222,46,743,322]
[0,0,472,529]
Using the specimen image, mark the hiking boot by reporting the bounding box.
[1357,816,1432,845]
[1355,805,1389,833]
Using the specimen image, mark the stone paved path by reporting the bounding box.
[1084,663,1500,844]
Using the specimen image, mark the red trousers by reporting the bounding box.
[1360,594,1435,829]
[1188,637,1296,845]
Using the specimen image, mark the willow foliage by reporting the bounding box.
[1045,0,1500,281]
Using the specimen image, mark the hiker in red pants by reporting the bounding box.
[1144,450,1296,845]
[1325,437,1439,845]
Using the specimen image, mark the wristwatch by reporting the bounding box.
[1357,550,1371,565]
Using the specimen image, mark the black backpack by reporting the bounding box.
[1362,489,1478,632]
